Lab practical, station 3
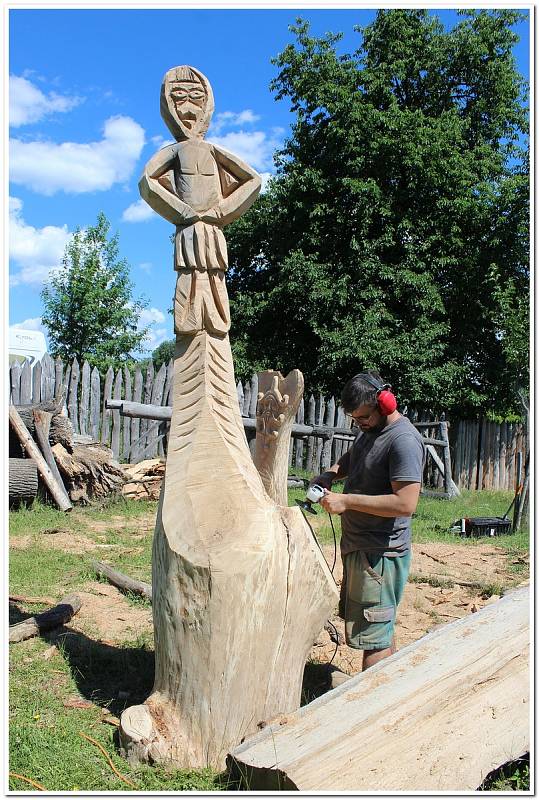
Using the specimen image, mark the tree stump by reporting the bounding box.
[9,458,38,505]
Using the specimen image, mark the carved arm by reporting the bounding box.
[138,145,199,226]
[205,144,262,226]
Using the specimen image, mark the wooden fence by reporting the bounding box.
[8,356,528,492]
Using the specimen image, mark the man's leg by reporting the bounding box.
[362,639,395,670]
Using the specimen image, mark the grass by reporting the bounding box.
[9,485,529,792]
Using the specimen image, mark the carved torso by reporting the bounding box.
[174,140,220,213]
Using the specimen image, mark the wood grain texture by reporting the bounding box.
[119,332,337,771]
[229,587,530,792]
[254,370,304,506]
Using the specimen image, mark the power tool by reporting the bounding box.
[295,484,326,515]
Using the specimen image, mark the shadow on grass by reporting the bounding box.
[9,603,36,626]
[44,626,154,716]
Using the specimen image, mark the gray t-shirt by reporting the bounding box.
[339,415,425,557]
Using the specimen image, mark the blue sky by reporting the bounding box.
[8,6,530,356]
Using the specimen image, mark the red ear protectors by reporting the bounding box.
[354,374,397,415]
[376,386,397,415]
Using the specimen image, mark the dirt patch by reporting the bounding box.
[310,541,528,678]
[73,581,153,643]
[10,531,101,553]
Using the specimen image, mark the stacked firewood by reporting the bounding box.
[9,398,125,509]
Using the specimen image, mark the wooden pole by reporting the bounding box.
[9,594,82,643]
[9,405,72,512]
[91,560,152,601]
[32,410,72,511]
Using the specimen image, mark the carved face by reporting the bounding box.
[160,66,214,141]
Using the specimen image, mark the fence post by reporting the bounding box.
[305,394,316,473]
[100,366,114,445]
[321,396,335,471]
[90,367,101,442]
[111,368,123,459]
[131,367,143,461]
[79,360,91,436]
[68,357,80,434]
[20,360,32,405]
[32,360,42,405]
[122,365,132,461]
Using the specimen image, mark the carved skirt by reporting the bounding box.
[174,222,230,335]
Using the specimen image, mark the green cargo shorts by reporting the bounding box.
[339,550,411,650]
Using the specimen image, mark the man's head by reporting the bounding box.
[341,371,388,432]
[160,65,214,141]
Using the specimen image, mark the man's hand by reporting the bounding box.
[319,490,348,515]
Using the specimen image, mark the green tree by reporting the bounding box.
[41,213,149,372]
[152,338,175,369]
[226,10,529,417]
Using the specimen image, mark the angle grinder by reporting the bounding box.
[295,484,327,515]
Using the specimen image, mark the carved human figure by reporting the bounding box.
[139,65,261,335]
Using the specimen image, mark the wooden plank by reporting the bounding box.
[477,417,486,490]
[32,360,42,405]
[41,353,55,402]
[139,361,154,452]
[54,357,64,399]
[33,410,72,510]
[111,369,123,459]
[243,381,251,420]
[499,422,508,489]
[492,423,501,490]
[294,398,305,471]
[10,362,21,405]
[131,368,143,462]
[78,361,91,436]
[122,366,132,461]
[321,396,335,471]
[305,394,316,474]
[236,381,245,415]
[100,366,114,445]
[249,373,258,418]
[313,393,325,474]
[159,359,174,457]
[62,364,71,416]
[228,587,529,792]
[9,405,72,512]
[89,367,101,442]
[67,358,80,434]
[20,360,32,405]
[146,362,167,458]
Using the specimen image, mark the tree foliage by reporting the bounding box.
[226,10,529,417]
[152,338,175,370]
[41,213,149,372]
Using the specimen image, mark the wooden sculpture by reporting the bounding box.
[254,370,304,506]
[119,66,337,770]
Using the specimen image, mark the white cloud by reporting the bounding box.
[150,134,174,148]
[210,109,260,135]
[137,307,169,352]
[139,307,166,326]
[122,198,155,223]
[208,127,283,173]
[259,172,274,193]
[10,115,145,195]
[10,75,82,127]
[139,262,153,273]
[10,316,47,334]
[9,196,72,287]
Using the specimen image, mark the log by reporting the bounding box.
[9,458,38,502]
[52,442,125,505]
[91,560,152,601]
[254,370,304,506]
[10,401,73,454]
[119,333,337,771]
[228,587,530,792]
[9,594,82,643]
[33,410,72,511]
[9,406,73,512]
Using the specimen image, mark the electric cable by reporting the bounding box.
[297,505,340,669]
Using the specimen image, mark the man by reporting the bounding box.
[313,371,425,672]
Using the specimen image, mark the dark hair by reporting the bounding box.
[340,371,384,413]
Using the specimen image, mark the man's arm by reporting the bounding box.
[320,480,420,517]
[310,449,351,490]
